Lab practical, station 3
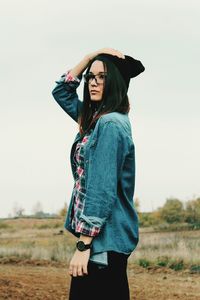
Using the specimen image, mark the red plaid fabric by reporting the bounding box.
[70,128,100,237]
[64,70,80,83]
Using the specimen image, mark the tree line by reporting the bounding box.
[135,196,200,228]
[8,197,200,230]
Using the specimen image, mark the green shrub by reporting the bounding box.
[156,256,170,267]
[190,264,200,274]
[138,258,150,268]
[169,259,184,271]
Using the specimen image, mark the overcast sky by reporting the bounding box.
[0,0,199,218]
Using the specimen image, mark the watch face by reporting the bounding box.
[77,241,85,251]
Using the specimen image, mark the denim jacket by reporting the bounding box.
[52,73,139,257]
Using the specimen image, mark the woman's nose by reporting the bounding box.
[90,77,98,85]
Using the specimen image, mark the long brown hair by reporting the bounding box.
[78,55,130,135]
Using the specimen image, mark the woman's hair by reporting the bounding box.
[78,55,130,135]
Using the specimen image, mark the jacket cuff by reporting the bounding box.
[54,73,81,92]
[74,213,106,237]
[64,70,81,83]
[75,221,100,237]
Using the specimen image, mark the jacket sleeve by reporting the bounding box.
[51,71,83,123]
[78,120,128,235]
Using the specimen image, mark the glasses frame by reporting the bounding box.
[83,73,107,85]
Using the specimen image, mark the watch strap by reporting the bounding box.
[76,240,92,251]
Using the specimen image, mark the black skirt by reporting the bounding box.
[68,251,130,300]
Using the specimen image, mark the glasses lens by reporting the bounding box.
[96,74,107,83]
[84,73,107,84]
[84,74,91,83]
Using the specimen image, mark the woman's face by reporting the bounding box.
[88,60,107,102]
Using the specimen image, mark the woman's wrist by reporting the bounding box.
[66,50,102,79]
[79,234,93,244]
[67,56,91,78]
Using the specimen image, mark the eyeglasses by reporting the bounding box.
[83,73,107,85]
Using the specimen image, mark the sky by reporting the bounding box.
[0,0,199,218]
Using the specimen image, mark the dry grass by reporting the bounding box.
[0,218,76,263]
[0,218,200,270]
[1,219,200,299]
[129,230,200,269]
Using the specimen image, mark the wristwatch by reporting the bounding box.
[76,240,92,252]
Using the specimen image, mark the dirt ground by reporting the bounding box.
[0,261,199,300]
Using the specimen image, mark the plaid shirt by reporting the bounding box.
[65,70,100,237]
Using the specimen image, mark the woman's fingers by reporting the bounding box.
[89,48,125,61]
[69,264,87,277]
[82,263,88,275]
[68,249,90,277]
[77,265,84,276]
[71,264,77,277]
[69,263,77,277]
[73,265,78,277]
[112,48,124,56]
[100,47,125,59]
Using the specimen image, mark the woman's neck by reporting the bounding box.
[90,100,103,113]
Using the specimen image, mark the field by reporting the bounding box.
[0,218,200,299]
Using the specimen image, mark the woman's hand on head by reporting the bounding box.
[86,47,125,61]
[68,249,91,277]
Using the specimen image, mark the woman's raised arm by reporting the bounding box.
[52,48,125,122]
[69,48,125,77]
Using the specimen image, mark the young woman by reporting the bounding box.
[52,48,145,300]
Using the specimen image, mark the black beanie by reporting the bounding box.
[93,53,145,89]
